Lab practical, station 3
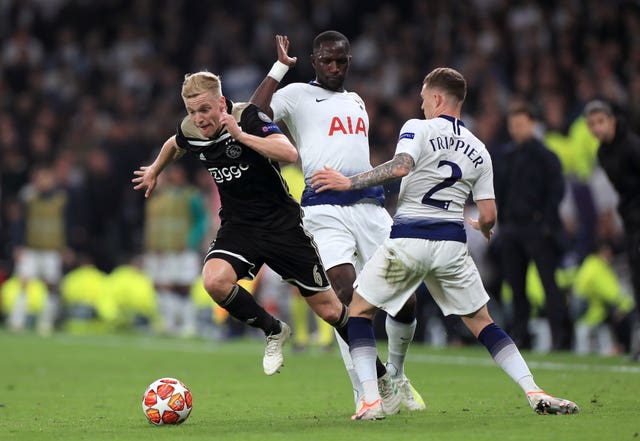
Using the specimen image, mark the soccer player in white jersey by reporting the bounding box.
[311,67,579,420]
[251,32,424,414]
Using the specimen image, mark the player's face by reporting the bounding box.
[184,92,226,138]
[311,40,351,91]
[507,113,534,144]
[33,168,56,192]
[586,112,616,143]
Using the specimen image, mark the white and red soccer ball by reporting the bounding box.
[142,377,193,425]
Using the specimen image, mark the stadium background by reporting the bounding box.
[0,0,638,348]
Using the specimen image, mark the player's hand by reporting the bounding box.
[467,216,494,242]
[276,35,297,67]
[219,108,243,140]
[132,166,158,198]
[310,165,352,192]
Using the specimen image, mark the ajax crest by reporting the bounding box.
[226,144,242,159]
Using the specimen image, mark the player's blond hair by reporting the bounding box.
[181,71,222,99]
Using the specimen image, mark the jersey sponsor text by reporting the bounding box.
[328,116,367,136]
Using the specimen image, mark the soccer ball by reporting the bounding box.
[142,377,193,425]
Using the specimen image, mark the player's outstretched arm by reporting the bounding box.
[467,198,496,242]
[132,135,185,198]
[311,153,414,192]
[220,109,297,163]
[250,35,297,118]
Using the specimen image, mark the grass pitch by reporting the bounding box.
[1,330,639,441]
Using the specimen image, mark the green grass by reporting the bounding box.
[1,330,639,441]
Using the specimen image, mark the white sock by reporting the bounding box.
[180,296,197,338]
[518,374,541,393]
[9,291,28,331]
[158,291,181,334]
[350,344,380,403]
[479,323,541,393]
[335,328,364,405]
[38,294,60,336]
[385,316,416,379]
[348,317,381,404]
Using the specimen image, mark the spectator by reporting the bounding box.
[493,103,571,351]
[0,1,637,346]
[585,99,640,360]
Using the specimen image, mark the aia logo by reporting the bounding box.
[328,116,367,137]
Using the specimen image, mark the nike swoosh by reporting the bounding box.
[315,98,328,102]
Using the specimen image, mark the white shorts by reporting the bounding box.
[302,203,392,271]
[355,237,489,317]
[144,250,201,286]
[16,249,62,284]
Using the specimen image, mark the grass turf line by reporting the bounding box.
[1,330,639,441]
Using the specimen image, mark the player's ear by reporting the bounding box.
[219,95,227,111]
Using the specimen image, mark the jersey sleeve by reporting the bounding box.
[175,117,199,151]
[239,103,282,138]
[472,151,495,201]
[394,119,426,163]
[270,83,300,122]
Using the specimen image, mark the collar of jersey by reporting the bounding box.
[309,80,345,93]
[438,114,465,127]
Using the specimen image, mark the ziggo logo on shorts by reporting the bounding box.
[208,164,249,183]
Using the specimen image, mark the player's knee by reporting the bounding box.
[317,305,342,325]
[202,276,231,303]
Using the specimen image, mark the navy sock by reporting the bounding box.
[343,317,387,378]
[478,323,511,357]
[477,322,534,387]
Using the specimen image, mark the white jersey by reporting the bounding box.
[391,115,495,242]
[271,82,384,207]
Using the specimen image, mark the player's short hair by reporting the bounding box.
[313,30,350,53]
[423,67,466,103]
[181,71,222,100]
[584,99,614,117]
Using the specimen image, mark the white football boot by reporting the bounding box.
[263,321,292,375]
[385,363,426,411]
[526,391,579,415]
[396,377,426,411]
[352,398,386,421]
[377,372,401,415]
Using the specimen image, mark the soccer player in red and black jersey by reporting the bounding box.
[133,71,349,376]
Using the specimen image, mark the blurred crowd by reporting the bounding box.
[1,0,639,355]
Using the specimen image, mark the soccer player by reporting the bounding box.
[311,67,579,419]
[143,163,209,337]
[11,164,72,335]
[251,32,423,413]
[133,71,349,376]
